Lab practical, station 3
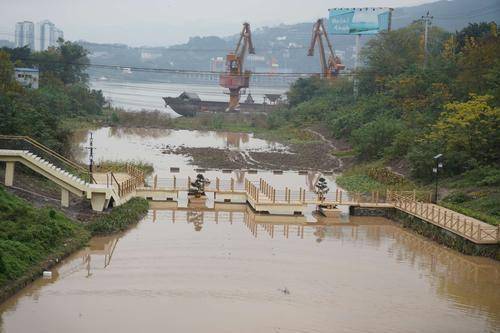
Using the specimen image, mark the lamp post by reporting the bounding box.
[85,132,95,178]
[433,153,443,203]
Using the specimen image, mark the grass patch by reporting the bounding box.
[441,189,500,226]
[0,186,90,288]
[96,160,154,176]
[336,174,386,192]
[85,198,149,236]
[337,161,417,192]
[331,150,356,158]
[106,108,173,128]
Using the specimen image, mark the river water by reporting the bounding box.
[1,128,499,332]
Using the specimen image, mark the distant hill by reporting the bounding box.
[392,0,500,31]
[81,0,499,80]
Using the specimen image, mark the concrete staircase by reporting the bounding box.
[0,149,128,211]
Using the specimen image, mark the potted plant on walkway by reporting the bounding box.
[188,174,211,205]
[314,177,341,218]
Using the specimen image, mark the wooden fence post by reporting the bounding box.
[153,175,158,190]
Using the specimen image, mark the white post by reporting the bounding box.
[5,161,15,186]
[61,188,70,208]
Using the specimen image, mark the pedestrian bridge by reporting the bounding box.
[0,135,498,245]
[136,176,499,244]
[0,135,144,211]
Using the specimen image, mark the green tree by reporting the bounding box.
[359,22,449,94]
[351,117,405,160]
[429,94,500,165]
[30,40,89,85]
[454,27,500,103]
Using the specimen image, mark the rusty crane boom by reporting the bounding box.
[308,19,344,79]
[219,22,255,112]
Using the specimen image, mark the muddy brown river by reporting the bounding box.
[1,127,499,332]
[1,209,499,333]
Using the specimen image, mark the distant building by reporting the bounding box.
[140,50,162,61]
[15,21,35,49]
[210,57,225,72]
[37,20,64,51]
[14,68,39,89]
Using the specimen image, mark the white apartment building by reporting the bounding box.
[15,21,35,49]
[37,20,64,51]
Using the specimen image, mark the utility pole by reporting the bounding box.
[86,132,95,175]
[421,11,433,68]
[353,34,361,99]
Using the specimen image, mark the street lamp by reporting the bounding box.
[433,154,443,203]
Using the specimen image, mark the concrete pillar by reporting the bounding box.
[61,188,70,208]
[5,161,15,187]
[90,192,107,212]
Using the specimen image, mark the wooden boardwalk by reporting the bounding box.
[140,176,500,245]
[392,193,498,244]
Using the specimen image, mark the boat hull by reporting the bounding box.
[164,97,279,117]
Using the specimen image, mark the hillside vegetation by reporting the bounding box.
[0,41,105,153]
[268,22,500,224]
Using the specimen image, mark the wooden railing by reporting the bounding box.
[0,135,96,183]
[117,164,144,196]
[392,193,499,243]
[245,179,259,202]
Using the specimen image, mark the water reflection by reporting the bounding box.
[148,208,500,326]
[70,127,291,177]
[1,208,499,333]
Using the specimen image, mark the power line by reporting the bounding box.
[14,56,358,77]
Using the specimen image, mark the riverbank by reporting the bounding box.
[0,185,91,303]
[0,181,149,304]
[65,109,498,226]
[66,111,344,172]
[337,163,500,227]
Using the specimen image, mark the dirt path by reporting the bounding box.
[304,128,344,170]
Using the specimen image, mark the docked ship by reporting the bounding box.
[163,92,283,117]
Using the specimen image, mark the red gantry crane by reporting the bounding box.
[219,22,255,112]
[308,19,345,79]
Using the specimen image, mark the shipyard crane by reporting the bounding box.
[219,22,255,112]
[308,19,345,79]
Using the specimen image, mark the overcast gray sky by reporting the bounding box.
[0,0,440,46]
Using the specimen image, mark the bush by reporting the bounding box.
[351,117,404,160]
[85,198,149,235]
[443,191,471,204]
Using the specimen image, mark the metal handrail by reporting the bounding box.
[0,134,96,183]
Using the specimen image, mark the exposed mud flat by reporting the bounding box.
[162,142,340,171]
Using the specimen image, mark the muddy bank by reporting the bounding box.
[162,142,340,171]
